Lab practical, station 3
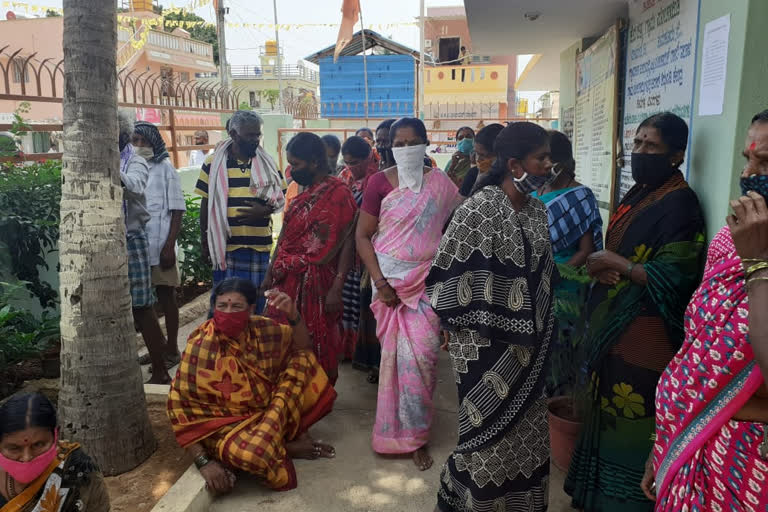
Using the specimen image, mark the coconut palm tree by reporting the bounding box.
[58,0,156,475]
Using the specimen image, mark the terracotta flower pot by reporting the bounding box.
[548,396,583,472]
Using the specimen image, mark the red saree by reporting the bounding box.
[266,176,357,377]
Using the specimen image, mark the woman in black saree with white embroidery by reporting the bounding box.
[426,122,555,512]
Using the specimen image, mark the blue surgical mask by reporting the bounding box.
[457,138,474,155]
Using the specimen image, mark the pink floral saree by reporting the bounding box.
[653,226,767,511]
[370,170,459,454]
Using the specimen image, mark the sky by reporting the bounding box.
[12,1,543,105]
[23,0,449,66]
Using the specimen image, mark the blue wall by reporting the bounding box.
[319,55,415,118]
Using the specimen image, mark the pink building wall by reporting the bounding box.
[1,17,218,123]
[0,17,65,122]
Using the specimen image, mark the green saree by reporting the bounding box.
[564,172,706,512]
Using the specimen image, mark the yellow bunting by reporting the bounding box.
[224,21,416,30]
[5,1,61,15]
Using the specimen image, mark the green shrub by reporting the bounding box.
[0,161,62,309]
[178,194,212,285]
[0,281,59,370]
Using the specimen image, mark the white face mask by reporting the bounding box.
[392,144,427,193]
[134,146,154,161]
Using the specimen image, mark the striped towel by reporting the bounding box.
[207,140,285,271]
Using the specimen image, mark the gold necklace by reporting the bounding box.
[5,472,16,499]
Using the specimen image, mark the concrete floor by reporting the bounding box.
[204,350,575,512]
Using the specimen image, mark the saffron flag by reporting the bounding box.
[334,0,360,62]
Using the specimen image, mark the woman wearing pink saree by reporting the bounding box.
[356,117,459,470]
[641,111,768,511]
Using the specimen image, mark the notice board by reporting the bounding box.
[619,0,701,197]
[573,24,620,222]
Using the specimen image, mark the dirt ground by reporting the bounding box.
[105,402,191,512]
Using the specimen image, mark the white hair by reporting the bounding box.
[229,110,263,134]
[118,109,135,139]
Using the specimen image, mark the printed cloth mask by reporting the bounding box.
[545,163,563,185]
[0,430,59,484]
[213,309,251,339]
[457,138,474,155]
[631,153,677,188]
[740,173,768,199]
[134,146,155,161]
[513,166,550,195]
[392,144,427,193]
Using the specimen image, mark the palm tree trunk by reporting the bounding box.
[58,0,156,475]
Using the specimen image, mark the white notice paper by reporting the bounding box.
[698,14,730,116]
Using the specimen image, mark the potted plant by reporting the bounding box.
[547,264,593,472]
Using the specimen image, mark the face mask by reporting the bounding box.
[236,137,259,159]
[631,153,677,188]
[348,161,368,180]
[134,146,154,161]
[740,174,768,199]
[544,164,562,185]
[476,157,495,174]
[291,167,315,187]
[457,138,474,155]
[213,309,251,339]
[377,147,394,167]
[512,166,550,195]
[392,144,427,193]
[0,431,58,484]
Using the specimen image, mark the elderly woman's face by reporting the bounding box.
[392,126,425,148]
[131,133,152,148]
[0,426,54,462]
[633,126,669,155]
[215,292,250,313]
[742,122,768,178]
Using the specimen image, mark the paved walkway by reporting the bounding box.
[206,350,575,512]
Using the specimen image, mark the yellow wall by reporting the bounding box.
[424,65,508,104]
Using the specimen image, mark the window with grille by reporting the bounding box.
[12,59,29,83]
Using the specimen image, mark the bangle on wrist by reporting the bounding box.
[626,262,636,278]
[194,453,212,470]
[374,278,388,289]
[745,261,768,278]
[288,312,301,326]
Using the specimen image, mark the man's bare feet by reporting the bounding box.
[412,446,433,471]
[286,433,336,460]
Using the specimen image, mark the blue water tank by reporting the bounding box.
[319,55,415,118]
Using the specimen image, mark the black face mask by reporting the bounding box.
[377,146,394,166]
[292,167,314,187]
[631,153,677,188]
[235,136,259,158]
